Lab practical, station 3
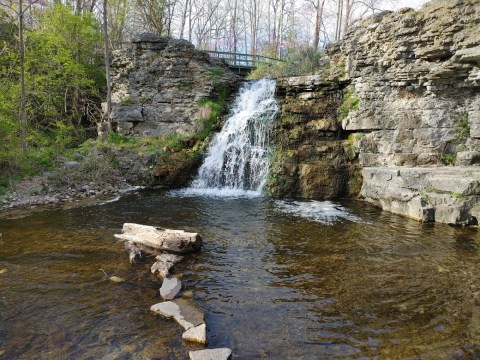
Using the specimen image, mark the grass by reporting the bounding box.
[339,88,360,120]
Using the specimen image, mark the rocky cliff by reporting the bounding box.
[105,33,241,137]
[339,0,480,225]
[272,0,480,225]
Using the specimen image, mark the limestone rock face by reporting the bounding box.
[107,33,241,137]
[270,77,361,199]
[361,167,480,225]
[337,0,480,167]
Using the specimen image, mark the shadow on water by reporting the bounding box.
[1,189,480,359]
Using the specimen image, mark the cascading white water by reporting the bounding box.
[186,78,278,197]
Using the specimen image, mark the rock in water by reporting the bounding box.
[109,276,125,283]
[150,299,204,330]
[189,348,232,360]
[125,241,142,263]
[115,223,202,253]
[160,277,182,300]
[151,253,184,278]
[182,324,208,345]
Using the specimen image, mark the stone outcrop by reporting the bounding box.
[273,0,480,224]
[106,33,241,137]
[269,76,362,199]
[331,0,480,224]
[338,0,480,168]
[362,167,480,225]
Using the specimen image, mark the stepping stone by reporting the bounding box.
[150,299,204,330]
[182,323,207,345]
[160,277,182,300]
[151,261,173,279]
[189,348,232,360]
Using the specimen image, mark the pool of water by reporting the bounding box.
[1,189,480,359]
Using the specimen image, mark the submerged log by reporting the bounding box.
[125,241,143,263]
[115,223,202,254]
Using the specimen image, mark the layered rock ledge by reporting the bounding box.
[362,167,480,225]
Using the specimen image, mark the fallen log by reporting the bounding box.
[115,223,202,254]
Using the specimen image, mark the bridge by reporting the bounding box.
[205,51,282,77]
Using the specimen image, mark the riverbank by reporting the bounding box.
[0,136,203,212]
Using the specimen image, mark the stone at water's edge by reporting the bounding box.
[362,167,480,225]
[160,277,182,300]
[150,299,204,330]
[189,348,232,360]
[182,323,208,345]
[115,223,202,253]
[109,276,125,283]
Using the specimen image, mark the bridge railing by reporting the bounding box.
[205,51,282,68]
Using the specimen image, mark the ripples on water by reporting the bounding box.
[1,189,480,359]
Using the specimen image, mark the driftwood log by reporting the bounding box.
[115,223,202,254]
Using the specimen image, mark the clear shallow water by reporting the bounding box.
[1,190,480,359]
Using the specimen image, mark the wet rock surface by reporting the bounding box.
[182,324,208,345]
[150,299,205,330]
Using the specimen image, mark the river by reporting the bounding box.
[1,189,479,359]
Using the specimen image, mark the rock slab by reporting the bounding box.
[150,299,204,330]
[189,348,232,360]
[362,167,480,225]
[182,323,208,345]
[115,223,202,253]
[160,277,182,300]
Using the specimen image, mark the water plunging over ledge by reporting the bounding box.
[184,79,278,197]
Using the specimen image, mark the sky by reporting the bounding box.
[385,0,431,10]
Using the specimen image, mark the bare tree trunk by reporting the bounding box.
[180,0,189,39]
[343,0,351,35]
[313,0,325,50]
[103,0,111,128]
[335,0,343,41]
[19,0,26,154]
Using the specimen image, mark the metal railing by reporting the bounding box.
[205,50,282,69]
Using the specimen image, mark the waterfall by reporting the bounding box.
[186,78,278,197]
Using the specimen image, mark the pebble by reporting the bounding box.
[0,268,7,275]
[109,276,126,283]
[189,348,232,360]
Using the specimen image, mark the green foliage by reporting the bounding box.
[248,46,324,79]
[195,99,223,142]
[339,89,360,120]
[0,4,105,194]
[441,153,456,165]
[208,68,225,79]
[453,113,470,144]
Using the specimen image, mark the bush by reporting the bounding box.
[248,46,325,79]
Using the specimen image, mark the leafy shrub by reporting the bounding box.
[248,46,325,79]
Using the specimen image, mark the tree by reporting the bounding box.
[0,0,42,154]
[103,0,111,132]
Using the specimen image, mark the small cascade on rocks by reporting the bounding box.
[187,78,278,197]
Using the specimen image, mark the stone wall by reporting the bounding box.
[106,33,241,137]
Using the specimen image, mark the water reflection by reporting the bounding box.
[0,190,479,359]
